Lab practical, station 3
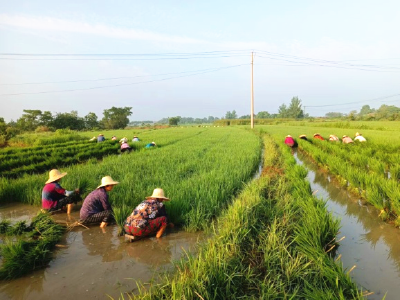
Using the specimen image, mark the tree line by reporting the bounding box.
[325,104,400,121]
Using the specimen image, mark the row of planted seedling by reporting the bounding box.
[306,139,400,179]
[130,133,362,299]
[1,127,262,234]
[0,140,126,179]
[298,139,400,225]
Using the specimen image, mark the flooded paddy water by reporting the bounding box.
[0,204,202,300]
[295,151,400,300]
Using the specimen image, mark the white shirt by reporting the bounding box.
[354,136,366,142]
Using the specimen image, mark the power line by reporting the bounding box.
[304,93,400,108]
[0,64,248,96]
[0,64,246,86]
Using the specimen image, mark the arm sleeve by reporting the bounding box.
[54,183,66,196]
[100,191,112,211]
[158,204,168,219]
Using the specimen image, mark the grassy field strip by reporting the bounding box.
[126,134,361,299]
[297,138,400,225]
[1,127,261,233]
[0,141,122,178]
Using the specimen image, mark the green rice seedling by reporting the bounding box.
[7,221,28,236]
[0,219,11,234]
[0,212,65,279]
[112,204,132,235]
[390,165,400,181]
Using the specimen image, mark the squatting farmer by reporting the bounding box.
[124,188,174,241]
[284,135,297,147]
[42,169,79,213]
[80,176,119,228]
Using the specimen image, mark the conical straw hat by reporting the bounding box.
[46,169,67,184]
[97,176,119,189]
[146,188,169,201]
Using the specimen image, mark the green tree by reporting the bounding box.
[325,112,344,118]
[52,111,85,130]
[84,112,99,129]
[102,107,132,129]
[358,105,375,117]
[16,109,43,131]
[39,111,54,126]
[375,105,400,120]
[225,110,237,119]
[287,96,304,118]
[256,111,271,119]
[0,117,6,135]
[278,104,288,118]
[168,116,181,126]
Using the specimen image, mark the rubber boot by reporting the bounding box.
[67,204,73,214]
[156,224,167,238]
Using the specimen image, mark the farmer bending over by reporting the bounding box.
[42,169,79,213]
[313,133,325,141]
[354,132,367,142]
[124,188,173,240]
[284,135,297,147]
[80,176,119,228]
[342,135,354,144]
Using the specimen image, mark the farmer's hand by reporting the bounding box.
[75,188,80,194]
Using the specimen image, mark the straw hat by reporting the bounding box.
[342,135,348,138]
[313,133,320,136]
[299,134,306,138]
[146,188,169,201]
[151,142,156,145]
[286,135,292,138]
[46,169,67,184]
[98,134,103,136]
[355,132,361,136]
[97,176,119,189]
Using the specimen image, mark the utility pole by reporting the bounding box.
[251,51,254,129]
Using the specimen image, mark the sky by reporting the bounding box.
[1,0,400,122]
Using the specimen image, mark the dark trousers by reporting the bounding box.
[48,193,81,212]
[80,210,114,224]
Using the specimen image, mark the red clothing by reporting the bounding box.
[314,135,324,141]
[42,182,66,209]
[284,137,295,147]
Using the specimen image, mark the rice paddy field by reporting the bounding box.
[1,122,399,298]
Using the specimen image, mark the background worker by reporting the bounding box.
[313,133,324,141]
[329,134,340,142]
[42,169,79,213]
[299,134,308,141]
[124,188,173,240]
[354,132,367,142]
[97,134,105,143]
[80,176,119,228]
[132,136,140,142]
[145,141,156,148]
[120,141,132,153]
[342,135,354,144]
[119,137,128,144]
[284,135,297,147]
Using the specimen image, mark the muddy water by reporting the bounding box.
[0,204,202,300]
[294,151,400,299]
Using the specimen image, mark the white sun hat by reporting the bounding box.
[46,169,67,184]
[146,188,169,201]
[97,176,119,189]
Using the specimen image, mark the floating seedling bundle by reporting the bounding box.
[0,212,65,279]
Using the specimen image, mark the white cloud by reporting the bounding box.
[0,14,204,44]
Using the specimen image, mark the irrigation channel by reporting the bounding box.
[0,205,202,300]
[294,150,400,300]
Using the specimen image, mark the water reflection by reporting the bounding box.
[294,150,400,299]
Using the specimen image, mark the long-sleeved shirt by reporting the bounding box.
[42,182,68,209]
[284,137,296,147]
[124,199,168,228]
[80,187,112,219]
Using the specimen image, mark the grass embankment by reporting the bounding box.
[0,127,261,232]
[128,133,362,299]
[0,212,65,279]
